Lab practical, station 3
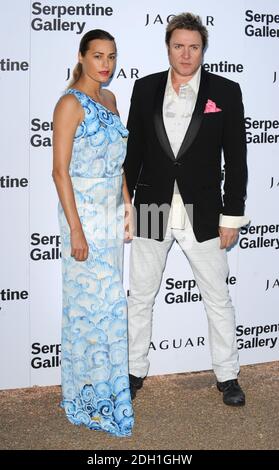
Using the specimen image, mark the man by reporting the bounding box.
[124,13,249,406]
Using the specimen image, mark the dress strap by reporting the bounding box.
[65,88,87,107]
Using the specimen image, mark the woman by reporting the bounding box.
[52,29,134,437]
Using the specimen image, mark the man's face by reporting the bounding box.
[168,29,203,80]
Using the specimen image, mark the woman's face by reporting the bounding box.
[79,39,117,84]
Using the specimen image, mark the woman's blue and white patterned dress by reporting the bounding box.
[58,89,134,437]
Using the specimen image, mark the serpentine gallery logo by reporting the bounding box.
[245,10,279,37]
[0,176,28,189]
[245,117,279,144]
[164,276,236,305]
[0,289,29,313]
[30,232,61,261]
[31,342,61,369]
[31,2,113,34]
[0,59,29,72]
[236,323,278,350]
[30,118,53,148]
[203,61,244,74]
[239,223,279,250]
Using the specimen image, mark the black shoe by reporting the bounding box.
[129,374,144,400]
[217,379,245,406]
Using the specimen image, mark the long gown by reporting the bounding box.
[58,88,134,437]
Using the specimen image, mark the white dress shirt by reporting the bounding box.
[163,67,249,231]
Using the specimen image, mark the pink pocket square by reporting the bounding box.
[204,99,222,113]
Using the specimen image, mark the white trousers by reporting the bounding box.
[128,215,240,382]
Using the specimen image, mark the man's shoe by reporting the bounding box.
[217,379,245,406]
[129,374,144,400]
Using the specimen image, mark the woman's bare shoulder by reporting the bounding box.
[102,89,118,113]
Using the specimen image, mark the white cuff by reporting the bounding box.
[219,214,250,229]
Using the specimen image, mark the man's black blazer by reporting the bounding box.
[124,67,248,242]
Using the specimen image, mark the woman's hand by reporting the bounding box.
[124,202,134,241]
[70,227,89,261]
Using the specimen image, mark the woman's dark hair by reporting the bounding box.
[68,29,115,88]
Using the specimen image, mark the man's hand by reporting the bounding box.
[219,226,239,249]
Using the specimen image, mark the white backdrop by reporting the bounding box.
[0,0,278,389]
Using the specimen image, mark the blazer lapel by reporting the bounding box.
[176,68,209,160]
[153,71,176,162]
